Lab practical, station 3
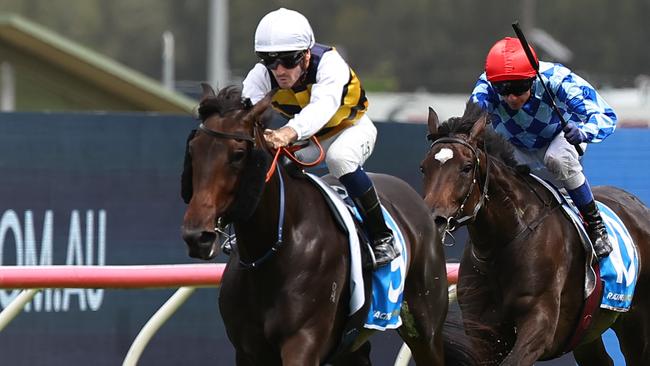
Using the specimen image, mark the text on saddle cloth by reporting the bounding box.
[304,173,408,330]
[591,203,638,311]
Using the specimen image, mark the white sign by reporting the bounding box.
[0,210,107,312]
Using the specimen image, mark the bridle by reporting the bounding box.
[428,136,491,236]
[193,101,326,269]
[198,122,255,143]
[195,116,286,269]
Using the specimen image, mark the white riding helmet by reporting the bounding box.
[254,8,315,53]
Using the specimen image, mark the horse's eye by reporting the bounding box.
[419,165,425,174]
[461,163,473,173]
[230,150,246,164]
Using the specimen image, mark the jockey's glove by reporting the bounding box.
[563,122,587,145]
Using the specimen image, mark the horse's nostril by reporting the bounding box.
[198,231,217,246]
[183,229,216,247]
[183,228,218,260]
[434,216,448,227]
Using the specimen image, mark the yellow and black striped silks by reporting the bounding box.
[270,43,368,140]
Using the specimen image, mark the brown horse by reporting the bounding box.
[420,102,650,365]
[181,85,457,365]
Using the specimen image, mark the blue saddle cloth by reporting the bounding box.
[304,173,407,330]
[591,203,638,311]
[531,176,639,312]
[350,205,408,330]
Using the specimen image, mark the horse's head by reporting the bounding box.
[182,84,273,260]
[420,102,490,230]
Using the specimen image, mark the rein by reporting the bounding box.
[239,125,325,267]
[196,120,288,268]
[430,136,491,235]
[238,162,286,269]
[264,136,326,182]
[196,118,326,268]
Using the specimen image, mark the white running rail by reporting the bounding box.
[0,262,459,365]
[0,263,226,365]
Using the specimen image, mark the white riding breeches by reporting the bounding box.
[512,132,588,190]
[294,114,377,178]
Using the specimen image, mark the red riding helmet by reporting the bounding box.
[485,37,538,82]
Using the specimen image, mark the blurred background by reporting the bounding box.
[0,0,646,365]
[1,0,650,124]
[5,0,650,91]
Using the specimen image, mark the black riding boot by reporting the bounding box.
[353,186,400,268]
[580,201,612,258]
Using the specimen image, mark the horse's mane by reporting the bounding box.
[433,102,519,168]
[197,85,252,121]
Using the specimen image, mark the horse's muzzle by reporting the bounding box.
[433,215,449,227]
[431,212,458,233]
[182,228,218,260]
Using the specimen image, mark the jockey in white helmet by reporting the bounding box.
[243,8,399,268]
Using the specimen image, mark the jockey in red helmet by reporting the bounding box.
[470,37,618,259]
[485,36,538,82]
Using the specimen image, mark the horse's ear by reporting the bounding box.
[200,82,216,102]
[427,107,440,135]
[469,113,487,143]
[248,89,276,120]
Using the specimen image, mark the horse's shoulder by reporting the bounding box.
[593,185,627,198]
[594,185,648,215]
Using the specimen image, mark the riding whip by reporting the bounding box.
[511,21,584,156]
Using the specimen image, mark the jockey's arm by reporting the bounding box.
[469,73,500,112]
[242,63,273,104]
[554,69,618,143]
[285,51,349,141]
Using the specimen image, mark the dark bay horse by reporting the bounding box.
[420,102,650,365]
[181,85,453,365]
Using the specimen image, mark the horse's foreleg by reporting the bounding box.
[612,306,650,366]
[573,337,614,366]
[498,300,558,366]
[279,330,327,366]
[331,341,372,366]
[397,300,445,365]
[397,270,447,364]
[235,351,258,366]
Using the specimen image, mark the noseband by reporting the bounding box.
[429,136,491,232]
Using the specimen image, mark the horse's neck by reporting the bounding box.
[473,162,553,248]
[234,171,300,262]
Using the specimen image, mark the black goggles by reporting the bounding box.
[492,78,534,96]
[256,50,306,70]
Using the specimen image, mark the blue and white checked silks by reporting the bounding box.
[470,61,617,150]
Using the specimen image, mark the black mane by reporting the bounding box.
[197,85,252,121]
[432,101,519,168]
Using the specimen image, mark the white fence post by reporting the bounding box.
[0,289,40,331]
[123,286,197,366]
